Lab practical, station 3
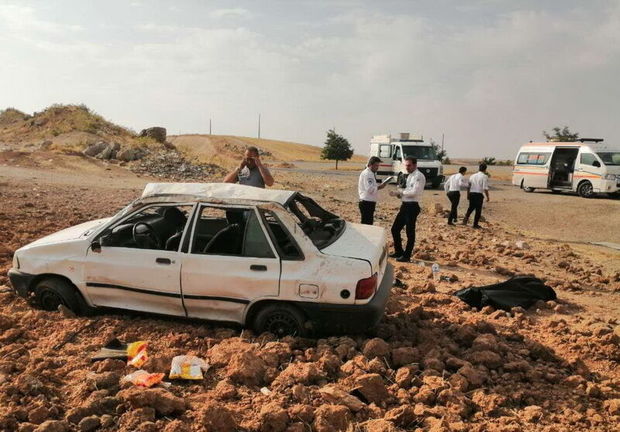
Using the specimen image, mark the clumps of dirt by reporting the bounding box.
[130,149,226,181]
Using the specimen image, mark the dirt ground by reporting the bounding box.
[1,150,619,432]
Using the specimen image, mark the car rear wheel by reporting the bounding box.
[577,181,594,198]
[34,278,81,313]
[253,303,308,337]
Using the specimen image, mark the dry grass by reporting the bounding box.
[170,134,367,168]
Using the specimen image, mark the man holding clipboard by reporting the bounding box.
[358,156,391,225]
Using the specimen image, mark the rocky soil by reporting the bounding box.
[0,164,619,432]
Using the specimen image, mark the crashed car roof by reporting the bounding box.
[141,183,296,206]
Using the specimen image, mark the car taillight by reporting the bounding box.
[356,273,377,300]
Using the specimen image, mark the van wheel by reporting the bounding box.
[34,278,81,313]
[253,304,308,337]
[577,181,594,198]
[523,187,535,193]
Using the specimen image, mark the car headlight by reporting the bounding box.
[604,174,617,180]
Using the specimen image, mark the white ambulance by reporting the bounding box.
[512,138,620,198]
[369,132,444,188]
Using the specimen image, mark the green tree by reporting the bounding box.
[429,139,447,162]
[480,156,496,165]
[543,126,579,142]
[321,129,353,169]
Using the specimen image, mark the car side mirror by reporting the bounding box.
[592,160,601,167]
[91,241,102,253]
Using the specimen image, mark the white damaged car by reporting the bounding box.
[9,183,393,336]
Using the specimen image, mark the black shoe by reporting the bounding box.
[447,221,455,226]
[473,225,481,229]
[396,256,411,263]
[389,252,403,259]
[462,220,468,226]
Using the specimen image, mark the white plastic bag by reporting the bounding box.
[169,355,210,380]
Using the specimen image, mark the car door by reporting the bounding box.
[180,205,280,323]
[82,203,192,317]
[575,151,604,188]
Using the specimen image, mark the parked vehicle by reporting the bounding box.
[512,138,620,198]
[8,183,393,336]
[369,132,444,188]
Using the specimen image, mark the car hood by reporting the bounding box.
[24,218,111,248]
[321,222,387,270]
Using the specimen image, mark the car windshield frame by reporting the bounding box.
[285,193,345,249]
[596,152,620,166]
[401,145,437,160]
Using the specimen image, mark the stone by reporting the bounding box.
[118,388,185,416]
[466,350,502,369]
[313,405,352,432]
[139,127,167,143]
[363,419,398,432]
[353,373,390,404]
[28,406,50,425]
[117,147,145,162]
[34,421,69,432]
[197,401,237,432]
[522,405,543,422]
[259,402,289,432]
[40,140,53,150]
[319,385,365,412]
[604,399,620,415]
[77,416,101,432]
[226,351,267,386]
[83,141,109,157]
[362,338,390,359]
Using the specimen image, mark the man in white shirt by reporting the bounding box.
[390,157,426,262]
[444,166,468,225]
[463,163,491,229]
[358,156,387,225]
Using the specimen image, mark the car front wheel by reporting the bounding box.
[253,303,308,337]
[34,278,81,313]
[577,181,594,198]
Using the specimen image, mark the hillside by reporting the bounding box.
[0,104,139,150]
[170,134,367,168]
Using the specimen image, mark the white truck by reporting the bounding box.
[369,133,444,188]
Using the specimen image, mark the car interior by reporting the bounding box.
[100,204,275,258]
[100,205,191,251]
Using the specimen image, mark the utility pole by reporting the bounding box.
[258,113,261,139]
[441,133,444,152]
[209,118,212,135]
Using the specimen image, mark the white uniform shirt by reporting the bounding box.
[399,169,426,202]
[358,167,379,201]
[468,171,489,193]
[444,173,468,192]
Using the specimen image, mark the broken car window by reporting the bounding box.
[286,194,344,249]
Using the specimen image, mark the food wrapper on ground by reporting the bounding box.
[127,341,148,367]
[121,370,164,387]
[169,355,210,380]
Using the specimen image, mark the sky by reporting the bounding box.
[1,0,618,159]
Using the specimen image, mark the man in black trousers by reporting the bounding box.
[358,156,387,225]
[463,163,490,228]
[444,166,468,225]
[389,157,426,262]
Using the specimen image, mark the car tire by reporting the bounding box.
[577,181,594,198]
[34,278,82,313]
[523,186,535,193]
[253,303,308,337]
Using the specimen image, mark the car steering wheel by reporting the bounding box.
[132,222,161,249]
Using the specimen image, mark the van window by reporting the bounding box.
[379,145,391,158]
[394,146,401,160]
[516,152,550,165]
[580,153,598,166]
[597,152,620,166]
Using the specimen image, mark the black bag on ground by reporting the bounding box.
[454,275,557,311]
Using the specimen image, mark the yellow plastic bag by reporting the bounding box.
[169,355,209,380]
[127,341,148,368]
